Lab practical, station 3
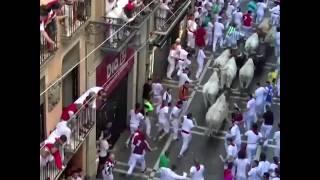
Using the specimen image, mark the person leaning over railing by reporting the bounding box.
[40,135,67,170]
[40,6,56,47]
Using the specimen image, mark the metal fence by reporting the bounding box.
[61,0,91,37]
[40,106,96,180]
[40,21,58,66]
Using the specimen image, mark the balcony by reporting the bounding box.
[40,87,101,180]
[153,0,191,35]
[40,21,58,66]
[60,0,91,38]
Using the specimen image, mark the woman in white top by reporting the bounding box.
[256,0,267,24]
[234,150,250,180]
[244,123,262,161]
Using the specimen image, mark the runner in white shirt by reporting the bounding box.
[187,15,198,49]
[256,0,267,24]
[189,160,205,180]
[152,80,164,113]
[257,153,271,178]
[234,150,250,180]
[245,123,262,161]
[225,2,235,28]
[158,165,188,180]
[170,101,183,140]
[228,120,242,152]
[233,8,243,29]
[155,102,171,141]
[205,18,214,46]
[272,168,280,180]
[177,68,194,87]
[269,3,280,27]
[126,103,144,146]
[248,160,260,180]
[162,88,173,104]
[167,44,180,79]
[245,94,257,131]
[255,82,266,117]
[273,123,280,157]
[178,113,195,158]
[212,18,225,52]
[196,47,206,79]
[226,137,238,162]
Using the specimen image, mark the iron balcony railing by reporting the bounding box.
[154,0,191,34]
[40,21,58,66]
[61,0,91,38]
[40,106,96,180]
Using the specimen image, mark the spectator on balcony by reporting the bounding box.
[124,0,143,19]
[40,135,67,170]
[40,7,56,47]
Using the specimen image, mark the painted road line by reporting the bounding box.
[113,168,149,179]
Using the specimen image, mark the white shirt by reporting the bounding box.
[245,130,262,149]
[99,139,109,157]
[275,32,280,46]
[152,83,164,96]
[227,144,238,159]
[170,106,181,119]
[272,178,280,180]
[270,5,280,15]
[256,2,267,14]
[230,124,241,145]
[255,87,266,105]
[162,91,172,103]
[233,11,243,25]
[226,3,235,18]
[187,20,197,33]
[130,109,144,128]
[234,158,250,178]
[190,164,205,180]
[214,21,224,36]
[55,121,71,144]
[159,167,187,180]
[248,167,260,180]
[105,0,117,14]
[181,116,195,132]
[273,131,280,147]
[168,49,178,61]
[258,161,271,177]
[197,49,206,63]
[247,98,256,115]
[158,106,169,122]
[206,21,214,33]
[177,70,192,87]
[269,163,279,177]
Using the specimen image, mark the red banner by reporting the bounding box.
[96,48,135,95]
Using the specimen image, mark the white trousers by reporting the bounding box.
[171,118,179,140]
[102,173,114,180]
[145,117,151,137]
[167,58,176,79]
[127,153,146,175]
[212,34,223,52]
[245,112,257,130]
[256,11,265,24]
[206,32,213,46]
[271,14,280,27]
[261,123,273,139]
[196,59,204,79]
[179,132,192,156]
[158,118,170,134]
[246,145,257,162]
[255,101,265,117]
[187,31,195,49]
[274,146,280,158]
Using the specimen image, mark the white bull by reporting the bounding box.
[213,49,231,68]
[203,70,220,108]
[220,57,237,89]
[244,33,259,56]
[239,58,255,89]
[205,93,229,136]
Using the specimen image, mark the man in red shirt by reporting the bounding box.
[127,130,157,175]
[195,23,207,49]
[242,10,253,40]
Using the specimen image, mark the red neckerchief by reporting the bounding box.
[252,128,259,135]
